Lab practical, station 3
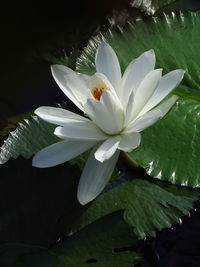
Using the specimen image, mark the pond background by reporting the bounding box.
[1,1,200,266]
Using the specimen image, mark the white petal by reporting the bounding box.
[126,109,163,133]
[89,72,114,92]
[155,95,178,117]
[94,137,120,162]
[131,69,162,120]
[32,140,96,168]
[85,90,124,135]
[139,69,185,116]
[95,42,121,94]
[118,132,141,152]
[51,65,90,111]
[121,49,155,106]
[54,121,107,141]
[35,106,89,126]
[79,73,90,83]
[124,91,134,125]
[77,149,120,205]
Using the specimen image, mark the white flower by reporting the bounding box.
[32,42,185,205]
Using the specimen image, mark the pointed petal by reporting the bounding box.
[51,65,90,111]
[95,137,120,162]
[77,149,120,205]
[32,140,96,168]
[155,95,178,117]
[54,121,107,141]
[85,90,124,135]
[126,109,162,133]
[139,69,185,116]
[121,49,155,106]
[95,42,121,94]
[35,106,89,126]
[118,132,141,152]
[131,69,162,120]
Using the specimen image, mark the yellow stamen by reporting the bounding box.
[92,87,108,101]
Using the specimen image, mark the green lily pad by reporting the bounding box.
[0,116,58,164]
[54,212,141,267]
[71,175,198,239]
[76,11,200,96]
[128,98,200,187]
[0,213,141,267]
[0,112,33,137]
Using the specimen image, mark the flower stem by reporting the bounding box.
[121,151,139,169]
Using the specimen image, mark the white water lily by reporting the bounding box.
[32,42,185,205]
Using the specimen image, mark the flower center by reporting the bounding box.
[92,87,108,101]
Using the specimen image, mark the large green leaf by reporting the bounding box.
[54,212,141,267]
[0,112,33,137]
[0,116,59,164]
[71,175,198,239]
[0,158,85,246]
[0,213,141,267]
[128,98,200,187]
[76,11,200,96]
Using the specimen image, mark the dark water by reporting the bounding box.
[138,201,200,267]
